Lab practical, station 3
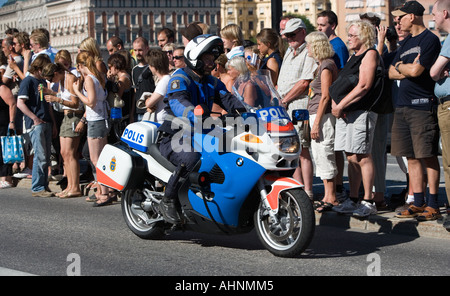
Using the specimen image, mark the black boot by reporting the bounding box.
[159,196,181,224]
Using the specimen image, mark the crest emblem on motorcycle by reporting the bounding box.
[110,157,116,172]
[236,157,244,166]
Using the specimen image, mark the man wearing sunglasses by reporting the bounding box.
[389,1,442,221]
[277,18,317,200]
[173,47,186,69]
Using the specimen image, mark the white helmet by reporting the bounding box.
[184,34,224,72]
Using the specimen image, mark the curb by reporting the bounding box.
[14,177,450,239]
[15,177,66,193]
[315,209,450,239]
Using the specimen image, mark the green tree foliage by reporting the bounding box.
[283,13,316,33]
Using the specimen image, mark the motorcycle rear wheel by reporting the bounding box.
[254,188,315,258]
[122,188,165,239]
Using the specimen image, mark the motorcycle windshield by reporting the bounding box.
[232,70,294,135]
[232,69,281,112]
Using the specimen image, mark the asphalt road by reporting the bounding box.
[0,186,449,277]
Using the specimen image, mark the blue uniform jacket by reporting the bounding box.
[158,67,244,135]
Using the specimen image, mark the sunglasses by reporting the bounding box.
[173,55,184,60]
[284,30,299,38]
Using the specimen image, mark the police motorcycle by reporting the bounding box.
[96,38,314,258]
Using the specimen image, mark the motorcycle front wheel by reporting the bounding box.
[254,188,315,258]
[122,188,165,239]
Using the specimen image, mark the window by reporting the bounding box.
[366,0,385,7]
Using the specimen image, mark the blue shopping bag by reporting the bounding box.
[1,129,24,164]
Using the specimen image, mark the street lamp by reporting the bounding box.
[271,0,282,33]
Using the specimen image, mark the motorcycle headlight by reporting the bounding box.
[274,136,300,153]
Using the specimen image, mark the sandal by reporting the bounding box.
[93,194,113,207]
[395,204,426,218]
[316,202,335,213]
[56,190,68,198]
[59,191,83,199]
[86,194,97,202]
[85,181,98,196]
[416,206,442,221]
[314,200,325,210]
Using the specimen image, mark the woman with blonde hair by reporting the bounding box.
[330,20,380,217]
[220,24,244,59]
[79,37,107,75]
[42,62,83,198]
[305,31,339,212]
[72,51,112,207]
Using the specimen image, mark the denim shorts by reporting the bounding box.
[87,119,110,139]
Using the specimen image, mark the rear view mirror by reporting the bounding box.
[291,109,309,124]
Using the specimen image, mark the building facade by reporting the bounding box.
[220,0,333,40]
[333,0,445,42]
[0,0,222,52]
[0,0,446,54]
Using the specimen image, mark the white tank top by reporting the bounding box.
[61,72,84,111]
[83,74,108,121]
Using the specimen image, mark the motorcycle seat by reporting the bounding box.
[148,143,176,173]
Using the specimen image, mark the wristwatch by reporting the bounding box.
[395,61,402,74]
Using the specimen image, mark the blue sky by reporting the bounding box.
[0,0,6,7]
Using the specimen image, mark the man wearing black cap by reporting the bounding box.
[388,1,442,221]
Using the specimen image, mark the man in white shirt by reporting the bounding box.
[278,18,318,199]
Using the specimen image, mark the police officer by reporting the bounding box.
[158,35,245,223]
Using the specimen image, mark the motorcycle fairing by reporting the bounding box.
[263,175,304,212]
[186,133,266,227]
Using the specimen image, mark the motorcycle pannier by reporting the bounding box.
[96,143,146,191]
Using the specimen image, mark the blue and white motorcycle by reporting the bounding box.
[96,73,315,257]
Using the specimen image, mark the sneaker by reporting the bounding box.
[0,181,13,189]
[353,200,377,218]
[442,213,450,231]
[332,198,357,214]
[32,190,55,198]
[13,168,32,179]
[336,189,349,203]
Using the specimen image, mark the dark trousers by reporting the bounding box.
[0,125,13,177]
[159,136,201,200]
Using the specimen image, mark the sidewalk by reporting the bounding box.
[314,208,450,240]
[14,177,450,240]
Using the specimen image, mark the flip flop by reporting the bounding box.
[316,202,335,213]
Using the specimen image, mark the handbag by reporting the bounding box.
[1,129,24,164]
[330,48,385,113]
